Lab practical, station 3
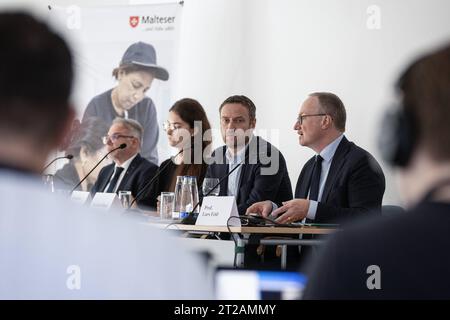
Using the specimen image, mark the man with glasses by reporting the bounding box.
[247,92,385,268]
[91,118,159,208]
[304,44,450,300]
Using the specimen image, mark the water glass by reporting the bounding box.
[160,192,175,220]
[202,178,220,196]
[42,174,54,192]
[118,190,132,208]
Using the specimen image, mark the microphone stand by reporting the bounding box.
[128,148,185,209]
[70,144,125,194]
[180,154,248,225]
[42,155,73,173]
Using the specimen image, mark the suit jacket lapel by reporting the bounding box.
[99,166,115,192]
[235,136,258,203]
[295,158,315,198]
[320,136,351,203]
[117,154,142,191]
[236,162,247,204]
[218,148,228,196]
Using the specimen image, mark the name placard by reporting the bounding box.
[196,196,241,226]
[70,191,91,205]
[90,192,121,211]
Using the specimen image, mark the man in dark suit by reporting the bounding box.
[304,44,450,299]
[91,118,158,208]
[247,92,385,224]
[247,92,385,269]
[205,95,292,215]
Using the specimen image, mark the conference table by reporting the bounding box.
[143,211,338,269]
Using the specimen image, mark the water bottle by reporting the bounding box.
[172,176,184,219]
[42,174,55,193]
[188,176,200,217]
[179,176,193,219]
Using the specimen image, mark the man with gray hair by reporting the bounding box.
[248,92,385,224]
[247,92,385,269]
[91,118,159,208]
[304,44,450,299]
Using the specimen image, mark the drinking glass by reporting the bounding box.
[202,178,220,196]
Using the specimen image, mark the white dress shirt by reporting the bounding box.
[271,134,344,220]
[306,134,344,220]
[225,135,254,197]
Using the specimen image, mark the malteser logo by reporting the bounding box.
[129,15,176,28]
[129,16,139,28]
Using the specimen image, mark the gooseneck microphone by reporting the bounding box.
[70,143,126,194]
[42,154,73,173]
[181,153,249,225]
[128,148,185,209]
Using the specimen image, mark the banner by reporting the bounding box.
[48,3,182,165]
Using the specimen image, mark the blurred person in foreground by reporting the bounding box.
[0,11,210,299]
[304,44,450,299]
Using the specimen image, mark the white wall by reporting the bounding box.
[3,0,450,205]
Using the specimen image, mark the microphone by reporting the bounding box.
[128,148,185,209]
[42,154,73,173]
[180,152,249,225]
[70,143,126,193]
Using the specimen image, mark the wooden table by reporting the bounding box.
[167,224,336,235]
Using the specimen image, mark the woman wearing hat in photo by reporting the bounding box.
[82,41,169,165]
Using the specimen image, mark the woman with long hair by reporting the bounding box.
[157,98,212,196]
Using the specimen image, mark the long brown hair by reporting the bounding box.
[167,98,212,191]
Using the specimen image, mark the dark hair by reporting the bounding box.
[219,95,256,121]
[309,92,346,132]
[67,117,109,158]
[168,98,212,190]
[0,12,73,143]
[398,44,450,161]
[112,63,154,79]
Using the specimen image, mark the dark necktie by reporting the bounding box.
[302,154,324,233]
[309,155,323,201]
[105,167,124,193]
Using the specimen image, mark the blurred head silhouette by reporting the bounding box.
[0,11,75,173]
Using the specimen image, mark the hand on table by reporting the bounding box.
[271,199,310,224]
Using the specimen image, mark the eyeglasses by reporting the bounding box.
[296,113,327,125]
[102,133,136,145]
[163,121,182,132]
